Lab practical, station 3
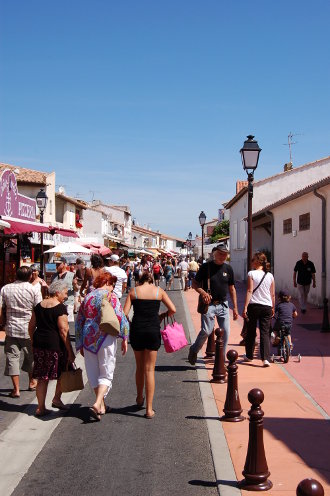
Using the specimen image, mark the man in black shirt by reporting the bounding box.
[293,252,316,314]
[188,243,238,365]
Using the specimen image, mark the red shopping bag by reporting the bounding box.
[161,319,188,353]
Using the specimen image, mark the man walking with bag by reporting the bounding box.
[188,243,238,366]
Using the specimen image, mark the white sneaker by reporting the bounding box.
[243,354,253,362]
[263,360,270,367]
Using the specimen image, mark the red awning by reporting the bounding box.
[48,227,79,238]
[3,218,50,235]
[2,217,78,238]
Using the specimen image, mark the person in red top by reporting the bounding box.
[152,259,162,287]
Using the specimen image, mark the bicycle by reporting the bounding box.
[271,324,301,363]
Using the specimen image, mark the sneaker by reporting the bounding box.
[188,347,197,366]
[243,354,253,362]
[263,360,270,367]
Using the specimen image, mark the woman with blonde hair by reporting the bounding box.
[242,252,275,367]
[123,272,176,419]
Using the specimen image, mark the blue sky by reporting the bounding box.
[1,1,330,238]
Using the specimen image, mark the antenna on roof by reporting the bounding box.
[283,131,303,165]
[89,190,100,202]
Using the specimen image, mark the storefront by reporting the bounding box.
[0,168,77,287]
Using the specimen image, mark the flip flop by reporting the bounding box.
[35,408,51,417]
[89,407,101,421]
[9,391,20,398]
[100,406,111,415]
[52,401,70,411]
[144,411,156,419]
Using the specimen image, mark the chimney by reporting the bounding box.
[236,180,248,194]
[284,162,293,172]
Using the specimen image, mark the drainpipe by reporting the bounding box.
[265,211,274,275]
[313,188,329,331]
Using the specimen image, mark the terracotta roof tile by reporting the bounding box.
[0,162,49,185]
[236,180,248,193]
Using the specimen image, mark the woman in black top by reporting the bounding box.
[28,280,75,417]
[123,272,176,419]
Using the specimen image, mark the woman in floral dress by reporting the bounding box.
[76,271,129,421]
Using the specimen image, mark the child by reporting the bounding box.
[274,290,298,348]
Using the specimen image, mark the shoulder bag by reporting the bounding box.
[60,363,84,393]
[161,317,188,353]
[99,294,120,336]
[197,263,211,315]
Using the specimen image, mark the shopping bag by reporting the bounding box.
[60,364,84,393]
[161,319,188,353]
[99,295,120,336]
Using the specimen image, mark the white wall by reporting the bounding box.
[229,194,248,280]
[273,184,330,306]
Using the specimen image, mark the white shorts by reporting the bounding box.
[84,334,117,397]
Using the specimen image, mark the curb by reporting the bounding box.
[181,292,241,496]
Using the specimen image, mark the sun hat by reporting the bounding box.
[110,254,119,262]
[215,243,229,253]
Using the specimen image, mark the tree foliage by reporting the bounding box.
[209,220,230,243]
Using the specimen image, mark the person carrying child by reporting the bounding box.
[273,290,298,349]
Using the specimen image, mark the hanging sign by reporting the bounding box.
[0,169,36,221]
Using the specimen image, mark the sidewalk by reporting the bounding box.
[184,282,330,495]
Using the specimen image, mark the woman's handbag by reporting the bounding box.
[161,318,188,353]
[99,295,120,336]
[60,363,84,393]
[197,263,211,315]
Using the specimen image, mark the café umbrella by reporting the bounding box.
[43,242,91,254]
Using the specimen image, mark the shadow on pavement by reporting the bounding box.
[186,415,219,421]
[189,479,238,488]
[265,417,330,484]
[155,365,195,372]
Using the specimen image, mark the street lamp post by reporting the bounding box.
[187,232,192,261]
[199,211,206,262]
[144,239,148,250]
[113,226,119,237]
[240,135,261,271]
[133,235,137,252]
[36,188,48,280]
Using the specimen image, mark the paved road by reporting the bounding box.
[1,280,219,496]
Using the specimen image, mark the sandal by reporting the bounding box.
[9,390,20,398]
[144,410,156,419]
[52,400,70,411]
[35,408,51,417]
[89,407,101,421]
[136,396,145,408]
[100,405,111,415]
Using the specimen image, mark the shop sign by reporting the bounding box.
[0,169,36,221]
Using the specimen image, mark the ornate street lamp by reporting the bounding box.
[144,238,148,249]
[199,211,206,262]
[36,188,48,279]
[113,226,119,237]
[133,235,137,251]
[240,135,261,271]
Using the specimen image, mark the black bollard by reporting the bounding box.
[211,328,227,383]
[296,478,324,496]
[240,388,272,491]
[205,329,216,357]
[221,349,245,422]
[321,298,330,332]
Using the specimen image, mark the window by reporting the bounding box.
[283,218,292,234]
[299,213,310,231]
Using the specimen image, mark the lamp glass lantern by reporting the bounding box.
[133,235,137,244]
[36,188,48,214]
[113,226,119,237]
[199,211,206,226]
[240,135,261,172]
[188,232,192,241]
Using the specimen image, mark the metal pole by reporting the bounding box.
[247,173,254,272]
[201,225,204,262]
[40,211,44,280]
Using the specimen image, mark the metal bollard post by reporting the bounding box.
[211,328,227,384]
[321,298,330,332]
[296,478,324,496]
[205,329,216,357]
[221,349,245,422]
[240,388,272,491]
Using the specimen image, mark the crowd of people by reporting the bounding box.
[0,247,315,419]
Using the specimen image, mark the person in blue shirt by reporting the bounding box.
[273,290,298,349]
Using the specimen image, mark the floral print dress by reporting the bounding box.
[75,288,129,354]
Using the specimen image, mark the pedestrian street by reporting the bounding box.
[0,279,220,496]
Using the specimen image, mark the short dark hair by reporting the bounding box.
[17,266,33,282]
[90,254,104,269]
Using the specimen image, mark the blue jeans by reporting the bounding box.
[191,302,230,355]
